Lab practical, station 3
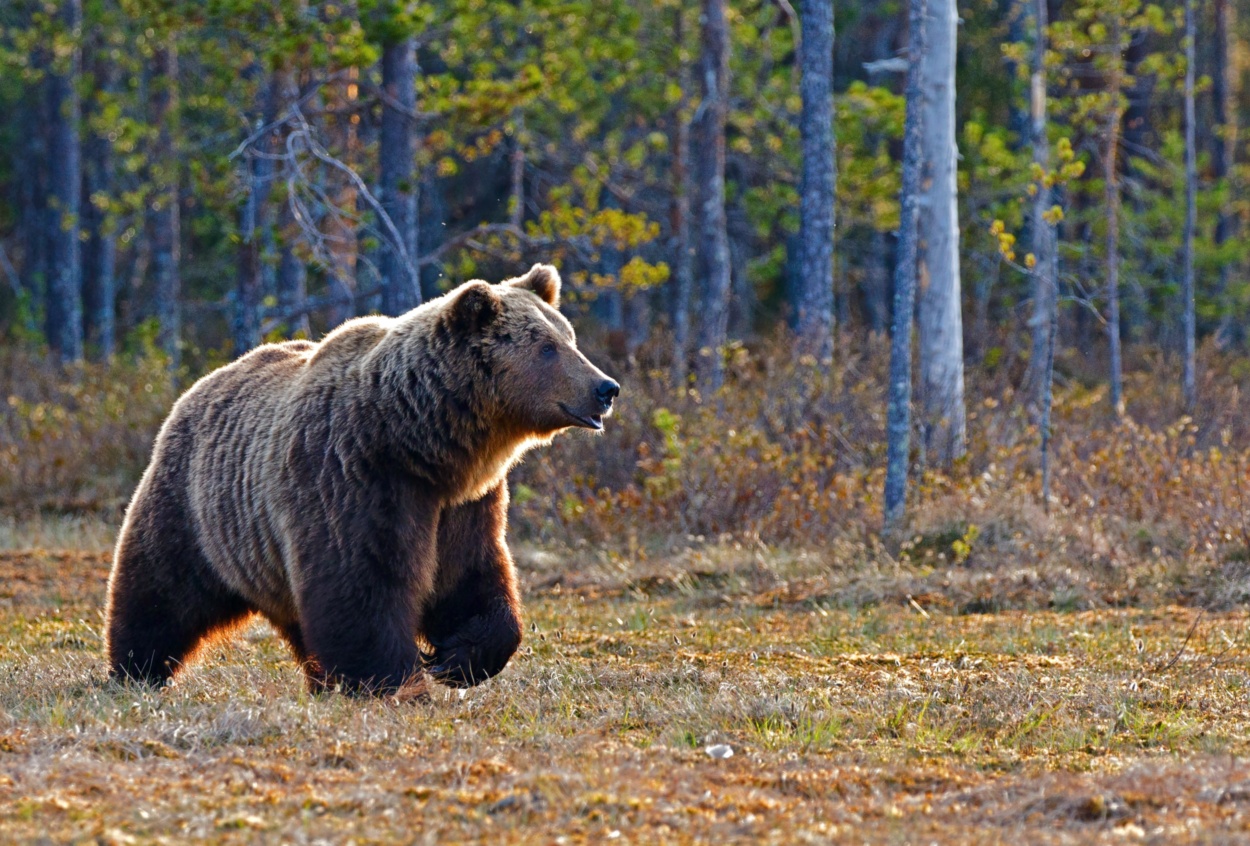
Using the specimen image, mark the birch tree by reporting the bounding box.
[917,0,966,464]
[1028,0,1059,507]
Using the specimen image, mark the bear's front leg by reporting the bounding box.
[294,498,440,696]
[422,483,523,687]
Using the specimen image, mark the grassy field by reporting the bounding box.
[1,519,1250,843]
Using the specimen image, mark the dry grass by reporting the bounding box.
[6,339,1250,840]
[3,522,1250,843]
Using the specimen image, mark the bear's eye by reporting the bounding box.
[541,342,558,359]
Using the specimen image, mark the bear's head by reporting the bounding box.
[444,264,620,437]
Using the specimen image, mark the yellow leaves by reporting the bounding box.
[619,257,669,291]
[1043,204,1065,224]
[1060,160,1086,180]
[990,224,1017,262]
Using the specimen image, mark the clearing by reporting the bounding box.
[1,523,1250,843]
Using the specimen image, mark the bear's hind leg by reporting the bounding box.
[106,521,251,686]
[272,621,330,693]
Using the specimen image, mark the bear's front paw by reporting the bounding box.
[421,610,522,688]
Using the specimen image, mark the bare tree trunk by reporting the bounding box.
[273,67,309,336]
[19,54,50,310]
[864,231,891,335]
[46,0,83,363]
[235,67,277,354]
[796,0,836,360]
[884,0,928,530]
[1182,0,1197,410]
[917,0,965,465]
[670,6,694,385]
[728,206,753,338]
[693,0,732,393]
[277,204,310,336]
[82,45,116,359]
[150,43,180,368]
[379,36,420,316]
[419,166,447,301]
[1105,22,1124,417]
[1026,0,1056,401]
[323,71,359,327]
[510,110,525,231]
[1213,0,1238,345]
[1029,0,1059,509]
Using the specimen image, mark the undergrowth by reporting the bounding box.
[5,332,1250,609]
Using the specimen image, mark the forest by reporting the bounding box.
[4,0,1250,842]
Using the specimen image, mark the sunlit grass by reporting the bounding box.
[3,533,1250,841]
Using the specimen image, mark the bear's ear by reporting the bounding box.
[448,280,502,333]
[505,263,561,307]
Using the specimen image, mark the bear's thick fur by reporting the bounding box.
[105,264,618,695]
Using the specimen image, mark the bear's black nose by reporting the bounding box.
[596,379,620,409]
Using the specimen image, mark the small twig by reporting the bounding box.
[287,105,421,298]
[0,242,22,298]
[1149,608,1205,675]
[227,72,349,162]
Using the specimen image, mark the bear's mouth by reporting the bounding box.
[559,404,604,431]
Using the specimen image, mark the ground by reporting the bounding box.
[2,518,1250,844]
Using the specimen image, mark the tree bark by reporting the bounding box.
[1181,0,1196,410]
[917,0,966,465]
[82,43,116,359]
[379,36,420,316]
[864,230,891,335]
[322,70,360,327]
[273,67,309,336]
[46,0,84,363]
[1213,0,1238,345]
[19,49,49,312]
[1027,0,1056,403]
[884,0,928,529]
[796,0,836,360]
[235,67,277,354]
[419,165,447,301]
[670,6,694,384]
[692,0,732,393]
[1105,21,1124,417]
[1029,0,1059,509]
[150,43,181,368]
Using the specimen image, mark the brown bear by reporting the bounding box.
[105,264,618,695]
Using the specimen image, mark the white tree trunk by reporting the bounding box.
[917,0,965,465]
